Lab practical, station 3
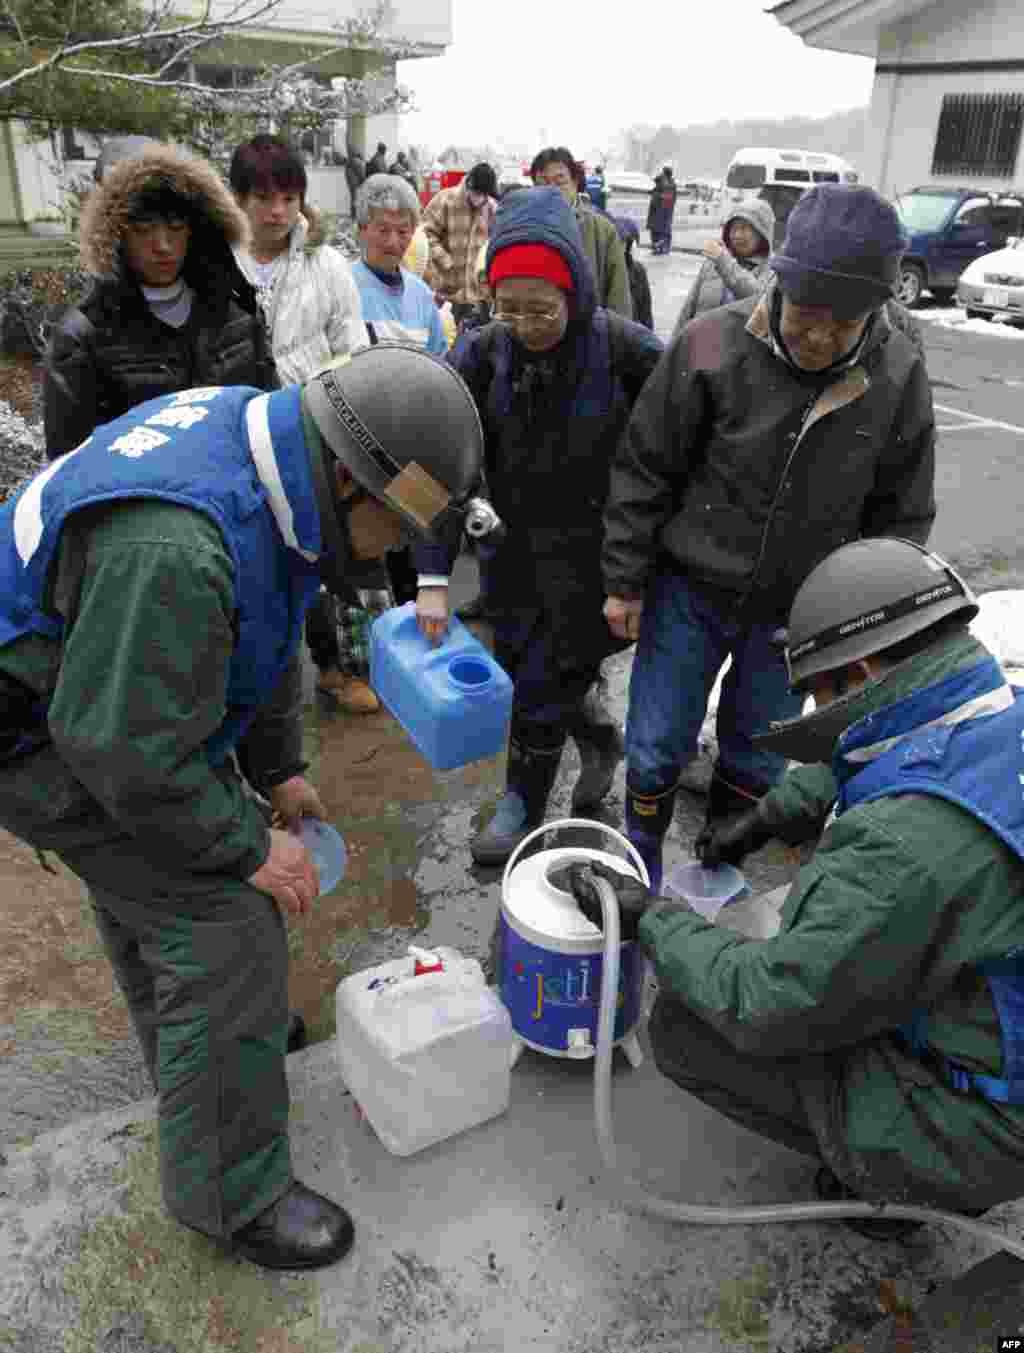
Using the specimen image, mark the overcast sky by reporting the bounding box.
[398,0,876,160]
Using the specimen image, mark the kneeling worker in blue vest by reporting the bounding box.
[0,344,484,1269]
[565,538,1024,1239]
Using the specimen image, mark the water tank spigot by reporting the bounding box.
[566,1027,594,1059]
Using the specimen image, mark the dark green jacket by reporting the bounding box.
[0,496,306,890]
[576,204,633,320]
[640,633,1024,1206]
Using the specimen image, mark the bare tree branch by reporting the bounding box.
[0,0,285,97]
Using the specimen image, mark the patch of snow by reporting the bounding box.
[917,306,1024,338]
[972,590,1024,670]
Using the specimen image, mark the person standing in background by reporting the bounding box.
[343,145,366,221]
[422,162,499,331]
[229,134,378,715]
[671,198,775,334]
[647,166,678,256]
[531,146,633,318]
[613,216,654,330]
[44,144,275,459]
[366,141,389,178]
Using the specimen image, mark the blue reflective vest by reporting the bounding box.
[0,383,322,765]
[836,657,1024,1102]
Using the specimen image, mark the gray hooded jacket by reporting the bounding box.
[671,198,775,336]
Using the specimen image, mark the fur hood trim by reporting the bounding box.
[79,146,251,278]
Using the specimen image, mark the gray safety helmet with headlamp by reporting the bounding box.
[756,539,979,766]
[783,538,978,691]
[304,342,487,541]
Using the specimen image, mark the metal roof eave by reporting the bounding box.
[767,0,938,56]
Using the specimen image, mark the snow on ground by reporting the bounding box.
[917,304,1024,338]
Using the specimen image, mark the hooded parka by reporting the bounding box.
[641,631,1024,1212]
[671,198,775,334]
[416,187,663,702]
[43,146,276,458]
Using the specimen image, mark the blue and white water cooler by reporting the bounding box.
[498,820,648,1067]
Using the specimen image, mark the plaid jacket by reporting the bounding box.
[422,183,490,305]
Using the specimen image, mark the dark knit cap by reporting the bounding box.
[769,185,908,318]
[466,162,498,198]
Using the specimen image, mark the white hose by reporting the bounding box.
[591,874,1024,1257]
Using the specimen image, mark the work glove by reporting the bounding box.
[694,806,774,868]
[554,859,653,943]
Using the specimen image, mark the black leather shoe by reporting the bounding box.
[233,1181,355,1271]
[287,1012,307,1054]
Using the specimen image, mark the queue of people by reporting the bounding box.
[14,126,1024,1280]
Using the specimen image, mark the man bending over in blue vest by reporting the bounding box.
[0,345,485,1271]
[565,537,1024,1240]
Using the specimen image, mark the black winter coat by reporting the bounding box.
[603,288,936,620]
[415,186,664,671]
[44,279,275,458]
[43,143,277,460]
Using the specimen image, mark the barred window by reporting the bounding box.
[932,93,1024,179]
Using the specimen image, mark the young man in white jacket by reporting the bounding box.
[230,133,380,714]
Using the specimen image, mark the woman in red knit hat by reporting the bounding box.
[412,185,665,866]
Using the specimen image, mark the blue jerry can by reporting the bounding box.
[369,602,513,771]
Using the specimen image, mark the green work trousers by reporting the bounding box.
[87,877,292,1241]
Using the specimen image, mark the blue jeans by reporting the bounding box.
[626,572,802,796]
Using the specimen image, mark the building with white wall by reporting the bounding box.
[770,0,1024,199]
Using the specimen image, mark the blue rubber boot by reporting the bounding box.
[471,736,565,868]
[625,782,680,896]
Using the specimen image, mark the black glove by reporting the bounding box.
[554,859,653,943]
[694,806,774,868]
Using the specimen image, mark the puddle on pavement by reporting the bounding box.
[290,694,504,1041]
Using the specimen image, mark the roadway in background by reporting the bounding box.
[641,244,1024,596]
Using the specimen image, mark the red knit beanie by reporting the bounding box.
[488,243,574,293]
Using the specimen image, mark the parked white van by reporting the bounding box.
[722,148,859,244]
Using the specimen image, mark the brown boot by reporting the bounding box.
[317,669,380,714]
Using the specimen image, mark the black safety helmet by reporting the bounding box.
[783,538,978,691]
[303,343,484,539]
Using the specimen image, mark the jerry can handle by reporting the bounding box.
[500,818,651,907]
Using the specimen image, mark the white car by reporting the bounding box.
[956,237,1024,324]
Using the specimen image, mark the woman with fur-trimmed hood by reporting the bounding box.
[44,144,276,459]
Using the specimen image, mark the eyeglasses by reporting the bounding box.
[492,308,563,329]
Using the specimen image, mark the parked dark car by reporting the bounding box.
[893,186,1024,307]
